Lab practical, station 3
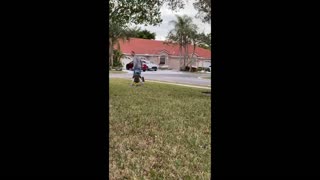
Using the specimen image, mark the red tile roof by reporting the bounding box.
[115,38,211,59]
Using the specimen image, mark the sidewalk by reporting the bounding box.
[143,80,211,90]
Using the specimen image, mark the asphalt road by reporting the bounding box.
[109,70,211,87]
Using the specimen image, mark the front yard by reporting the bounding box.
[109,78,211,179]
[109,70,128,74]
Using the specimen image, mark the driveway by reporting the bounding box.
[109,70,211,87]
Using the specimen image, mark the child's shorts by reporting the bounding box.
[133,69,141,75]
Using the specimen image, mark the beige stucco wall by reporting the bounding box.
[120,55,159,69]
[197,59,211,68]
[167,57,181,70]
[145,56,158,64]
[120,53,210,70]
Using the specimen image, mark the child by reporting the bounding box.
[131,69,145,86]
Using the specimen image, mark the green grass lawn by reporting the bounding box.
[109,78,211,179]
[109,70,128,74]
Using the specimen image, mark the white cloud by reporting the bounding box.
[135,0,211,40]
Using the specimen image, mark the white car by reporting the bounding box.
[142,60,159,71]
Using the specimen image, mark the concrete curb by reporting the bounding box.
[145,80,211,90]
[198,76,211,80]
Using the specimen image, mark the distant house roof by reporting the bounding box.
[116,38,211,59]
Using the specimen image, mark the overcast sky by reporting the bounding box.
[135,0,211,40]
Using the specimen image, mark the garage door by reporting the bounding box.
[121,56,132,69]
[203,60,211,68]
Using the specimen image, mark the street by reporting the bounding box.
[109,70,211,87]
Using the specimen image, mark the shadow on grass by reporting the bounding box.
[202,91,211,96]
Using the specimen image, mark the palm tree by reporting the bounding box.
[109,22,136,69]
[113,49,125,69]
[187,28,200,72]
[166,15,198,71]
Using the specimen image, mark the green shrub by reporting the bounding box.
[113,49,124,69]
[185,66,197,72]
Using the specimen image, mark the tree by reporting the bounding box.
[109,0,185,68]
[136,29,156,40]
[197,32,211,50]
[110,0,162,26]
[109,23,135,68]
[109,0,186,26]
[193,0,211,24]
[129,27,156,40]
[113,48,125,68]
[166,15,198,71]
[188,29,200,72]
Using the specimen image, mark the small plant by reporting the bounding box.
[204,67,210,72]
[185,66,197,72]
[113,60,123,68]
[113,49,124,70]
[197,67,204,72]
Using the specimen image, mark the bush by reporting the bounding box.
[197,67,204,71]
[185,66,197,72]
[112,59,123,71]
[112,49,124,69]
[113,59,123,67]
[196,67,210,72]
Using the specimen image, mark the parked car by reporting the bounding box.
[142,60,158,71]
[126,61,148,72]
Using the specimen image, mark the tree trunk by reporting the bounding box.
[182,46,185,70]
[190,43,196,72]
[186,43,189,71]
[182,41,185,70]
[183,43,187,71]
[109,38,113,69]
[179,37,183,71]
[179,45,182,70]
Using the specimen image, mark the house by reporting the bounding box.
[116,38,211,70]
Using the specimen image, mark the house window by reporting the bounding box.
[160,56,166,64]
